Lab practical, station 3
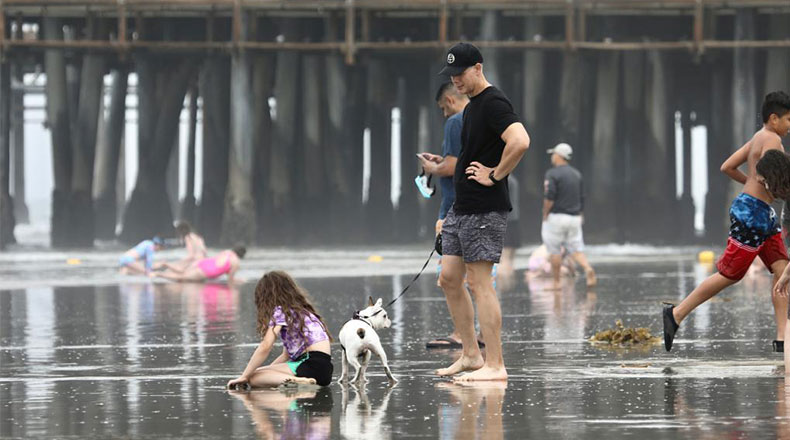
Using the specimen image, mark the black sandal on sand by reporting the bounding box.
[425,337,485,349]
[426,337,463,349]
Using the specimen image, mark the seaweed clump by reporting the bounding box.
[589,319,661,346]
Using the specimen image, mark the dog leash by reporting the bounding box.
[359,243,439,319]
[383,247,436,309]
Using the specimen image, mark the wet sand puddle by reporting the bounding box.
[3,252,790,438]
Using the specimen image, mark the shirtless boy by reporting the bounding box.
[664,91,790,353]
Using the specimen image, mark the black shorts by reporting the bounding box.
[294,351,333,386]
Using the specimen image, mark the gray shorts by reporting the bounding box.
[441,208,508,263]
[541,213,584,255]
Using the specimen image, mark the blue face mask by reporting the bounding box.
[415,168,435,199]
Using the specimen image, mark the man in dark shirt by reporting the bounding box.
[542,142,597,288]
[435,42,530,382]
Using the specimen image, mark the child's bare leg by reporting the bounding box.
[163,259,193,273]
[772,260,789,341]
[785,319,790,374]
[674,273,737,324]
[121,262,147,275]
[549,254,562,288]
[248,364,298,388]
[571,252,597,286]
[157,267,205,282]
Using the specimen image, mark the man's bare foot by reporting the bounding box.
[282,377,317,386]
[586,270,597,287]
[436,355,484,377]
[453,365,508,382]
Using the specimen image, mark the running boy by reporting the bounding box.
[664,91,790,352]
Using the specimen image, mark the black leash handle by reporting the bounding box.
[384,248,436,309]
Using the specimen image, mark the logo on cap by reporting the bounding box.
[447,53,455,64]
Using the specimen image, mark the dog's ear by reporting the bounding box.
[375,298,383,307]
[368,296,374,307]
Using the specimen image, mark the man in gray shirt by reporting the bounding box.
[542,143,597,288]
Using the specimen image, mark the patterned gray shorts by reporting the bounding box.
[441,208,508,263]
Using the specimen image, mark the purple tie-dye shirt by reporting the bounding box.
[269,306,329,360]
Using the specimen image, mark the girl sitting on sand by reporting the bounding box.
[156,221,207,272]
[227,271,333,388]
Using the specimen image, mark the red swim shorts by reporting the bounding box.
[716,233,788,281]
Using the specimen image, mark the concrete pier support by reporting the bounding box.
[589,52,620,241]
[731,8,757,202]
[119,55,196,243]
[268,42,300,243]
[394,64,422,241]
[220,11,256,246]
[340,64,368,242]
[521,16,546,239]
[644,50,673,240]
[558,53,582,148]
[0,59,14,248]
[298,54,326,243]
[480,11,501,88]
[763,16,790,100]
[43,18,73,247]
[11,62,27,224]
[179,85,198,224]
[324,53,354,239]
[94,67,128,239]
[70,48,105,246]
[251,54,274,244]
[705,53,733,242]
[197,56,230,246]
[364,58,394,241]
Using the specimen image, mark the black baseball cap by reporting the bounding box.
[438,42,483,76]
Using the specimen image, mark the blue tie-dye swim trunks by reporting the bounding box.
[716,193,788,280]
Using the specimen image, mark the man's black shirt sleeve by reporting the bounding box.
[484,95,521,137]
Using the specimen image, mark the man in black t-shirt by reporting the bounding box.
[435,42,530,382]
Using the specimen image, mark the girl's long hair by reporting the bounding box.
[254,271,332,342]
[757,150,790,200]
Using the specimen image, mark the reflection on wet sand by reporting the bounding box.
[778,379,790,440]
[5,259,790,438]
[340,383,395,440]
[230,387,333,440]
[437,382,505,440]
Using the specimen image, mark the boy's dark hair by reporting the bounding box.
[761,91,790,123]
[756,150,790,199]
[232,245,247,259]
[435,82,455,102]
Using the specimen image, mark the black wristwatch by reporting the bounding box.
[489,170,500,184]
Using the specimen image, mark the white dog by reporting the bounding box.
[338,297,397,384]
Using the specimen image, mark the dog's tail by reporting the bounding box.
[356,328,365,339]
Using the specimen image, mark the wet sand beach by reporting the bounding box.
[2,247,788,438]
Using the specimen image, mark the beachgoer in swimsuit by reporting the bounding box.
[119,237,164,275]
[155,221,207,272]
[155,245,246,284]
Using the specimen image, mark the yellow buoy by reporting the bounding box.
[367,255,383,263]
[66,258,82,265]
[698,250,715,264]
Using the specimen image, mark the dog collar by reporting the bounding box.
[352,310,373,327]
